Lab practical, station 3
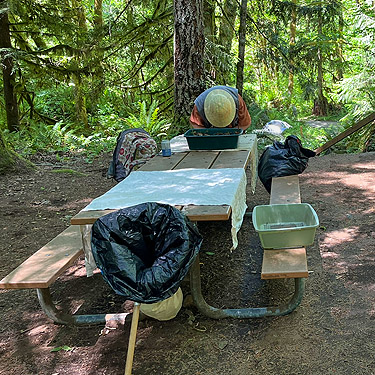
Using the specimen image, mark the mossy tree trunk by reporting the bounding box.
[236,0,247,96]
[173,0,205,130]
[71,0,89,129]
[0,130,17,173]
[0,1,20,133]
[288,0,297,98]
[313,5,328,116]
[218,0,237,83]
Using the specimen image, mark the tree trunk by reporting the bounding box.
[173,0,205,129]
[0,129,16,173]
[203,0,216,40]
[71,0,89,129]
[0,129,34,173]
[288,0,297,97]
[336,1,344,81]
[72,73,89,128]
[218,0,237,52]
[314,7,328,116]
[90,0,104,106]
[236,0,247,96]
[218,0,238,83]
[0,1,20,132]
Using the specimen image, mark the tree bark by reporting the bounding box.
[71,0,88,128]
[90,0,104,107]
[203,0,216,40]
[288,0,297,97]
[236,0,247,96]
[173,0,205,128]
[0,130,15,173]
[218,0,237,52]
[0,1,20,132]
[218,0,238,83]
[336,1,344,81]
[314,5,328,116]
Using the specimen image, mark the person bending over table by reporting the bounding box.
[190,85,251,131]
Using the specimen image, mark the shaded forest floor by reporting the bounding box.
[1,150,375,375]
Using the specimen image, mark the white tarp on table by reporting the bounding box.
[84,168,247,250]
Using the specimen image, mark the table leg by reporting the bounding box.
[189,255,305,319]
[36,288,130,325]
[80,224,97,277]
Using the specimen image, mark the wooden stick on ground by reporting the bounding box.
[124,302,141,375]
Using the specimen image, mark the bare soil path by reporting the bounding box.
[1,150,374,375]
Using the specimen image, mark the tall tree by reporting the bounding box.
[217,0,237,83]
[71,0,89,128]
[0,130,16,172]
[236,0,247,96]
[173,0,205,128]
[288,0,297,97]
[0,0,19,132]
[313,2,329,116]
[90,0,104,106]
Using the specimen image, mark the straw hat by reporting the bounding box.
[204,89,236,128]
[140,287,183,321]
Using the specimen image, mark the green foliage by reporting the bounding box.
[50,345,73,353]
[1,0,375,159]
[124,101,171,141]
[283,121,341,151]
[3,120,116,161]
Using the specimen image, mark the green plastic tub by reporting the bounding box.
[184,128,243,150]
[252,203,319,249]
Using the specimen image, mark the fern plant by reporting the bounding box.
[125,101,171,141]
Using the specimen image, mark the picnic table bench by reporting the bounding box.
[0,137,309,324]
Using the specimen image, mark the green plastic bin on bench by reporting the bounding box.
[252,203,319,249]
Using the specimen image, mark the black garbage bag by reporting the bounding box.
[258,135,316,193]
[91,202,203,303]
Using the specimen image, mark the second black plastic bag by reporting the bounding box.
[258,135,316,193]
[91,202,203,303]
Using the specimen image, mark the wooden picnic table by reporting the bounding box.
[0,134,308,325]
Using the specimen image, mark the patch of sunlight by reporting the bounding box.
[351,162,375,170]
[363,206,375,214]
[321,251,339,259]
[321,227,359,249]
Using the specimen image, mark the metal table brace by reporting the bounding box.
[189,256,305,319]
[36,288,130,325]
[36,256,305,325]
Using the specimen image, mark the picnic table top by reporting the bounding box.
[70,135,257,225]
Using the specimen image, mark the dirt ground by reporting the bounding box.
[0,149,375,375]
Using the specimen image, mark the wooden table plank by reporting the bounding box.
[174,151,219,169]
[138,152,187,171]
[71,209,118,225]
[211,150,251,169]
[261,248,308,279]
[181,205,231,221]
[270,175,301,204]
[71,205,231,224]
[0,226,83,289]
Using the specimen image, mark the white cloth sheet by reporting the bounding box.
[84,168,247,250]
